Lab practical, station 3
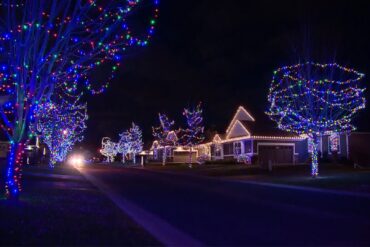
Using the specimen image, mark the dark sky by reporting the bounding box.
[83,0,370,151]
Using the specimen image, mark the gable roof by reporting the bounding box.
[239,120,298,137]
[226,120,251,139]
[166,130,178,142]
[226,106,255,134]
[212,134,223,143]
[209,105,304,143]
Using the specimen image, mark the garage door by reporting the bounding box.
[259,145,293,165]
[173,151,197,163]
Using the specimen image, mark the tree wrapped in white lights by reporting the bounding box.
[32,99,88,167]
[100,137,118,163]
[152,113,176,165]
[129,123,143,164]
[179,103,205,164]
[267,62,366,177]
[118,130,131,164]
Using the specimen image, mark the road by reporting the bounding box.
[79,165,370,246]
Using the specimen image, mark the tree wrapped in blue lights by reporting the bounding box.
[152,113,176,165]
[267,62,366,177]
[179,103,205,164]
[31,99,88,167]
[0,0,159,199]
[118,130,131,164]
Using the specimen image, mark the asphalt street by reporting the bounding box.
[80,165,370,246]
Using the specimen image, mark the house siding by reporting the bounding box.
[339,134,347,158]
[321,136,329,158]
[244,140,252,153]
[319,134,348,159]
[210,145,215,156]
[223,143,233,156]
[349,132,370,165]
[296,139,309,162]
[209,134,351,165]
[205,105,351,166]
[253,139,308,163]
[216,138,308,164]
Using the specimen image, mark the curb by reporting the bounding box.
[24,171,84,181]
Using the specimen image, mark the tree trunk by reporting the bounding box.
[154,148,158,160]
[49,146,56,168]
[311,135,319,177]
[189,146,193,164]
[5,142,24,200]
[49,161,55,168]
[133,154,136,164]
[122,154,125,164]
[162,146,166,166]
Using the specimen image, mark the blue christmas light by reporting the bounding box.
[0,0,159,199]
[267,62,366,177]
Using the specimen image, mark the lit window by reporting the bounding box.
[215,144,222,157]
[234,142,242,155]
[329,133,340,152]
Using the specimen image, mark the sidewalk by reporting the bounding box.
[0,164,160,246]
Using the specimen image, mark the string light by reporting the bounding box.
[127,123,144,164]
[31,100,88,167]
[225,106,255,134]
[214,135,306,144]
[267,62,366,177]
[329,133,339,152]
[225,120,251,140]
[118,131,131,164]
[152,113,176,165]
[0,0,159,198]
[100,137,118,162]
[5,142,24,199]
[178,103,205,164]
[101,123,143,164]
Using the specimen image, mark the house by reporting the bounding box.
[150,138,210,163]
[208,106,350,165]
[149,128,211,163]
[148,105,351,165]
[348,132,370,166]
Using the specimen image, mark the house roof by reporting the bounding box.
[211,105,300,142]
[226,106,255,134]
[226,120,251,139]
[239,120,297,137]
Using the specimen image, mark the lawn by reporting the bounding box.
[249,165,370,194]
[0,162,160,246]
[143,162,370,194]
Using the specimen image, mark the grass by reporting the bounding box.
[143,162,370,194]
[0,163,160,246]
[253,166,370,193]
[143,162,270,177]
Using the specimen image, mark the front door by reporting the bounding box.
[234,142,242,157]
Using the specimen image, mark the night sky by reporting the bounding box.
[83,0,370,151]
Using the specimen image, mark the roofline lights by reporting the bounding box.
[226,106,255,133]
